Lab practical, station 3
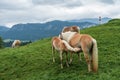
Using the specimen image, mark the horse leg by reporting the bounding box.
[69,52,73,64]
[52,46,55,63]
[83,50,92,72]
[89,52,93,71]
[65,52,69,67]
[77,52,82,62]
[60,51,63,69]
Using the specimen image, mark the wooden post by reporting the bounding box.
[99,16,101,24]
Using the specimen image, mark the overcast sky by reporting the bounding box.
[0,0,120,28]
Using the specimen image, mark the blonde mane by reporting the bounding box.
[61,31,76,43]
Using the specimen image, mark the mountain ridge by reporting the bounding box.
[0,17,111,41]
[1,20,96,41]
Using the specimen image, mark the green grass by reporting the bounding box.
[0,19,120,80]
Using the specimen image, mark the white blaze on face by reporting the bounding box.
[12,40,17,46]
[77,26,80,30]
[61,31,76,43]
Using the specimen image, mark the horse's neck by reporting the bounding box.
[62,32,76,42]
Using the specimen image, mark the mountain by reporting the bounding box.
[0,26,10,36]
[69,17,112,24]
[1,20,96,41]
[0,19,120,80]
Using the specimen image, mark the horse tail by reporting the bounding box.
[92,38,98,72]
[62,40,80,52]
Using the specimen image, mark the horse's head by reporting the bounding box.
[71,26,80,33]
[58,32,63,40]
[62,26,80,33]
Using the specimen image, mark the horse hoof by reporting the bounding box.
[79,59,82,63]
[67,64,69,67]
[61,67,63,69]
[88,69,92,72]
[69,61,72,64]
[61,65,63,69]
[53,60,55,63]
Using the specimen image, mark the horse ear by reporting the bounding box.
[77,26,80,30]
[62,26,67,32]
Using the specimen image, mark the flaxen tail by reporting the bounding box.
[92,39,98,72]
[62,40,80,52]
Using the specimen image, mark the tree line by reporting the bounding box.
[0,36,32,48]
[0,37,3,48]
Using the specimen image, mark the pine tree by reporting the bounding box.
[0,37,3,48]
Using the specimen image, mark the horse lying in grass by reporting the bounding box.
[52,36,81,69]
[61,26,81,64]
[62,26,80,33]
[60,31,98,72]
[12,40,21,48]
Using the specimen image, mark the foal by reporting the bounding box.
[52,36,80,69]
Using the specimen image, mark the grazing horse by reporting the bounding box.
[12,40,21,48]
[60,31,98,72]
[62,26,80,33]
[61,26,81,64]
[52,36,80,69]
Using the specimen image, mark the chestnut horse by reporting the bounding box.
[61,26,81,64]
[52,36,80,69]
[62,26,80,33]
[12,40,21,48]
[60,31,98,72]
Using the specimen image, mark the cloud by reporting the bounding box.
[0,0,120,27]
[100,0,114,4]
[32,0,83,8]
[0,0,32,10]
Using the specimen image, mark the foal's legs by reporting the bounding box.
[60,51,63,69]
[69,52,73,64]
[77,52,82,62]
[52,46,55,63]
[65,52,69,67]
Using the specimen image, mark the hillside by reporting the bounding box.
[69,17,111,24]
[0,19,120,80]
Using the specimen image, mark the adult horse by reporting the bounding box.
[60,31,98,72]
[12,40,21,48]
[61,26,81,63]
[52,36,80,69]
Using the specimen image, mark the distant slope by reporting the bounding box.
[0,26,9,36]
[69,17,111,24]
[0,19,120,80]
[2,20,96,41]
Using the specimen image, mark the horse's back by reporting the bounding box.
[69,33,93,49]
